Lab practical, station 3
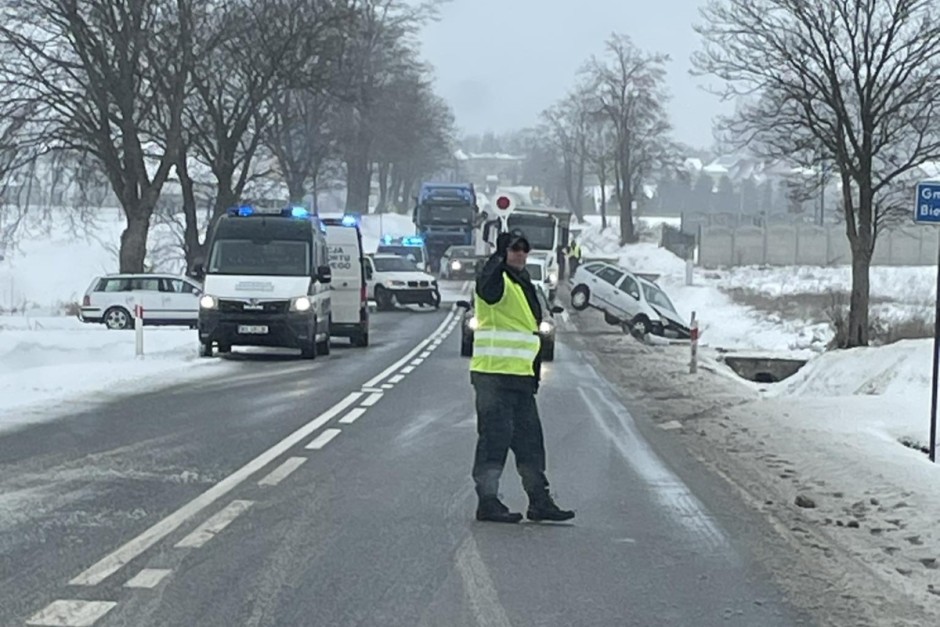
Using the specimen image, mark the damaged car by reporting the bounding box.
[569,261,690,340]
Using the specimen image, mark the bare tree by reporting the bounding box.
[541,91,590,220]
[170,0,351,270]
[0,0,194,272]
[587,34,672,244]
[694,0,940,347]
[266,87,338,206]
[337,0,436,213]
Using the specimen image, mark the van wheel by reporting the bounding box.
[199,342,213,358]
[352,331,369,347]
[541,341,555,362]
[460,339,473,357]
[317,317,331,355]
[375,286,393,311]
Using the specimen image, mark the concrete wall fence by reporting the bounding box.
[698,224,940,267]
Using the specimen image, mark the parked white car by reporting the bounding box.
[364,254,441,310]
[80,273,203,330]
[569,261,690,339]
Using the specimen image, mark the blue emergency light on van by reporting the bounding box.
[402,236,424,246]
[229,205,254,216]
[341,214,358,227]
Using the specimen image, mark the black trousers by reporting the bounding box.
[471,377,549,501]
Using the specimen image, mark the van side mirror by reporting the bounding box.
[456,300,472,310]
[317,265,332,283]
[364,265,373,280]
[551,305,564,314]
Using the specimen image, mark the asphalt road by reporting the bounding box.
[2,284,810,627]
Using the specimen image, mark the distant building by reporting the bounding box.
[453,150,525,187]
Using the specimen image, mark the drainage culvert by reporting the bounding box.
[723,356,808,383]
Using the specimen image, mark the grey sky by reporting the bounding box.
[418,0,731,150]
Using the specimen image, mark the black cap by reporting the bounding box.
[507,228,530,251]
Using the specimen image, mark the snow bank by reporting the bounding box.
[0,315,236,431]
[765,339,933,447]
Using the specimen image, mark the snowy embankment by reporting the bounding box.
[0,209,416,428]
[576,218,940,608]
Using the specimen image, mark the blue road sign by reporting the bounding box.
[915,181,940,223]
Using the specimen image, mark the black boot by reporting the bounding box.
[527,493,575,522]
[476,497,523,523]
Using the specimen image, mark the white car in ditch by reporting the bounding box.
[569,261,691,339]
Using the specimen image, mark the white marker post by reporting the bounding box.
[914,181,940,463]
[685,258,694,286]
[689,311,699,374]
[135,304,144,359]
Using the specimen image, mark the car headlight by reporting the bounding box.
[199,295,217,309]
[451,260,461,270]
[468,316,479,330]
[539,321,553,335]
[387,280,405,287]
[291,296,312,312]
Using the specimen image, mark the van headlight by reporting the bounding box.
[291,296,312,312]
[539,321,553,335]
[468,316,479,330]
[548,272,558,284]
[451,260,461,270]
[199,295,217,310]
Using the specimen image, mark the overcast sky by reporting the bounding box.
[418,0,732,150]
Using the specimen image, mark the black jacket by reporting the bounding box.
[471,251,543,392]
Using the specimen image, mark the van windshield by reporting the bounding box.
[208,239,310,276]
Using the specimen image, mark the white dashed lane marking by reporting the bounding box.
[124,568,172,589]
[388,374,405,384]
[400,365,415,374]
[339,408,367,424]
[305,428,342,450]
[175,500,253,549]
[360,392,383,407]
[257,457,307,487]
[26,600,117,626]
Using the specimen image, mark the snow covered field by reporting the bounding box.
[0,208,417,427]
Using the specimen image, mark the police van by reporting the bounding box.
[322,215,369,347]
[197,206,333,359]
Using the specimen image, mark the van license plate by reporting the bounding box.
[238,325,268,334]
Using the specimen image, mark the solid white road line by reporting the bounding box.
[455,536,514,627]
[362,308,456,388]
[69,391,363,586]
[400,365,415,374]
[257,457,307,487]
[388,374,405,384]
[305,428,341,450]
[175,500,253,549]
[26,600,117,627]
[360,392,383,407]
[124,568,172,589]
[338,407,367,424]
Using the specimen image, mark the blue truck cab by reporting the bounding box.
[413,182,479,272]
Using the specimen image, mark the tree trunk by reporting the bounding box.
[119,209,153,272]
[598,167,608,230]
[376,161,390,213]
[847,245,871,347]
[287,174,306,205]
[177,153,204,273]
[345,140,372,213]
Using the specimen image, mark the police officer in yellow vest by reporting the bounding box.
[471,228,575,523]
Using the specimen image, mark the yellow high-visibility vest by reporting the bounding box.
[470,273,540,377]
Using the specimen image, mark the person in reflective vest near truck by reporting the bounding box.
[470,228,575,523]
